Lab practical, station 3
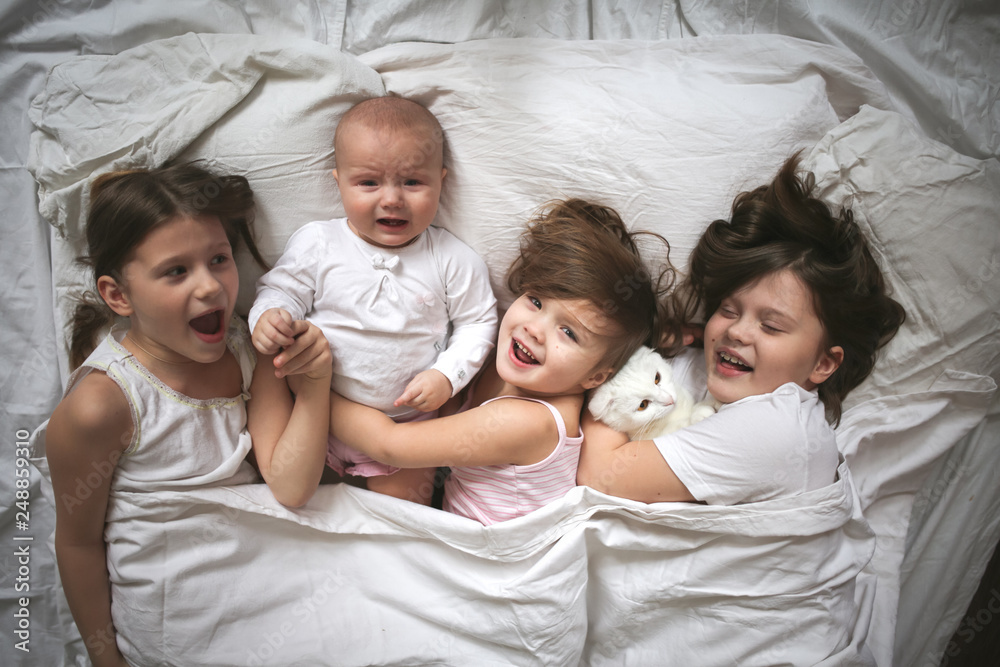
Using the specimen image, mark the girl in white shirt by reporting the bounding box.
[578,154,906,504]
[328,198,671,523]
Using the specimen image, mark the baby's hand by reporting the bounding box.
[272,321,332,381]
[394,369,452,412]
[252,308,297,355]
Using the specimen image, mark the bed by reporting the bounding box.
[3,2,998,665]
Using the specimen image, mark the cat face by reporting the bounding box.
[588,347,682,435]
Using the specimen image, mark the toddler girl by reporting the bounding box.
[329,199,670,523]
[35,164,331,667]
[577,154,906,504]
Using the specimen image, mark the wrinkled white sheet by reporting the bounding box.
[29,33,385,355]
[26,28,1000,665]
[95,464,874,666]
[340,0,1000,161]
[5,2,1000,666]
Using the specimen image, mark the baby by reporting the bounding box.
[249,96,498,503]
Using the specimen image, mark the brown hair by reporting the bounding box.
[671,153,905,424]
[70,162,266,368]
[506,199,673,372]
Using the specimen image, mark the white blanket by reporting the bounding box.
[101,463,874,666]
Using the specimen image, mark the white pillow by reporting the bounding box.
[28,33,385,333]
[360,35,891,307]
[806,105,1000,405]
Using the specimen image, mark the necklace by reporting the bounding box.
[124,333,194,365]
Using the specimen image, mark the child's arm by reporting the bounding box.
[330,391,560,468]
[247,323,332,507]
[45,374,132,667]
[577,411,695,503]
[252,311,331,379]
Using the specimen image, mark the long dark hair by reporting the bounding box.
[507,198,674,372]
[70,162,267,368]
[671,153,905,424]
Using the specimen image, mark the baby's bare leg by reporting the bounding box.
[366,467,438,506]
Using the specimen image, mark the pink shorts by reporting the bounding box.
[325,409,437,477]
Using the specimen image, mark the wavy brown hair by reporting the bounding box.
[506,198,674,372]
[70,162,266,368]
[670,153,905,424]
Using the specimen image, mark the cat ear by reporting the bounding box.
[586,388,612,420]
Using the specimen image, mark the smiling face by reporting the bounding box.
[332,125,446,249]
[703,268,843,404]
[99,214,238,365]
[497,294,619,397]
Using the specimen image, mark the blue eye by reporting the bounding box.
[165,266,186,277]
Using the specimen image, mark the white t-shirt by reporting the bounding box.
[249,219,498,418]
[654,349,839,505]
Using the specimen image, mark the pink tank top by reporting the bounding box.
[443,396,583,525]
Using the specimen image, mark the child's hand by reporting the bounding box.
[659,324,704,348]
[394,369,452,412]
[252,308,297,355]
[272,321,332,380]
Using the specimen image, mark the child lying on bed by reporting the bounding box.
[577,154,906,504]
[328,199,670,524]
[249,96,498,505]
[37,164,332,667]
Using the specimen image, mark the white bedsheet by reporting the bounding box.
[95,465,876,666]
[3,2,999,666]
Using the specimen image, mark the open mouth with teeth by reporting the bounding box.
[377,218,408,228]
[718,351,752,372]
[190,309,225,343]
[512,339,539,365]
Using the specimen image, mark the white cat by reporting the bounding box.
[588,346,720,439]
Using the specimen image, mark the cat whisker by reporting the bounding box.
[633,422,655,441]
